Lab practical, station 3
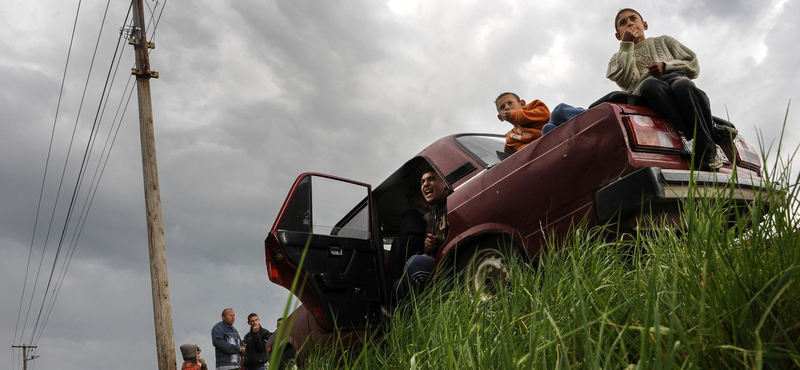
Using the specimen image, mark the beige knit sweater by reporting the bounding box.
[606,35,700,94]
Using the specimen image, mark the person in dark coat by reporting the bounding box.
[392,168,449,302]
[242,313,271,370]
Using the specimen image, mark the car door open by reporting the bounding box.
[265,173,384,331]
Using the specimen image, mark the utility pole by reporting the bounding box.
[129,1,176,369]
[11,344,38,370]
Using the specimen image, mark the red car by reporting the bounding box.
[263,93,766,362]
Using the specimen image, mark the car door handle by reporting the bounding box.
[329,246,343,256]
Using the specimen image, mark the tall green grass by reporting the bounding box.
[293,153,800,370]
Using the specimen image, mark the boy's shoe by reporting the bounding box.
[711,124,738,146]
[702,154,724,171]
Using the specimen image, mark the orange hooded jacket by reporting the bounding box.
[504,99,550,154]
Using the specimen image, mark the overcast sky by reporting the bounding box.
[2,0,798,369]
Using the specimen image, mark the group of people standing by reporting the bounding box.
[180,308,282,370]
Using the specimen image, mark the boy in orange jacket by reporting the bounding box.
[495,92,585,155]
[495,92,550,155]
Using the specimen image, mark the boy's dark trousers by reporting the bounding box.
[637,74,717,164]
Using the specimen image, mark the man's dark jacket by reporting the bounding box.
[243,327,272,367]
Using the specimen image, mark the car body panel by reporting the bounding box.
[266,304,366,364]
[439,103,633,259]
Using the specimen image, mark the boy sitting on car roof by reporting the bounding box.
[605,8,735,170]
[495,92,586,155]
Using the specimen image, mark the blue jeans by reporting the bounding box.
[542,103,587,135]
[392,255,435,302]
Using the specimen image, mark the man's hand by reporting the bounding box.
[239,345,246,354]
[646,62,666,77]
[424,233,438,256]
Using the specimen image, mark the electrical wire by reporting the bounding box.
[19,0,112,343]
[14,0,84,349]
[35,82,137,347]
[34,34,134,346]
[150,0,169,43]
[17,0,170,360]
[28,0,169,349]
[145,0,157,19]
[25,0,115,345]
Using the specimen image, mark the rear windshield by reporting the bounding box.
[454,135,506,168]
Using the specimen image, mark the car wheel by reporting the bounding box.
[279,346,298,370]
[458,239,516,301]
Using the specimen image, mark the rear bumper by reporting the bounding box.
[595,167,767,221]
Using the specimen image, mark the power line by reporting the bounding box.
[26,0,168,348]
[35,52,136,347]
[14,0,84,349]
[16,0,170,355]
[26,0,115,345]
[34,27,133,351]
[36,83,137,347]
[145,0,157,19]
[151,0,169,42]
[35,3,135,346]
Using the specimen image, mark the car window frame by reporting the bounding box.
[451,133,507,169]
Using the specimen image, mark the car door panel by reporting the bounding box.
[266,174,383,331]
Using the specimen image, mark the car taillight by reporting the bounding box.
[266,247,287,286]
[624,115,684,152]
[733,136,761,169]
[269,263,282,283]
[313,306,324,319]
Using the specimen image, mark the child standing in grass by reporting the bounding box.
[606,8,726,170]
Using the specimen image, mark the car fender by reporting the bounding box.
[437,222,522,266]
[267,335,295,358]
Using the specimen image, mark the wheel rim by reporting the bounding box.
[469,248,509,301]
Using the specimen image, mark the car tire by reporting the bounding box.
[278,346,298,370]
[456,237,518,301]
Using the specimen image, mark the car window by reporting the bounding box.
[454,135,507,168]
[335,204,370,239]
[277,177,311,232]
[278,175,370,239]
[311,176,371,239]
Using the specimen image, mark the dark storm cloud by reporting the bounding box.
[0,67,60,242]
[230,1,391,67]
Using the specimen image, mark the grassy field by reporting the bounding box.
[284,152,800,369]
